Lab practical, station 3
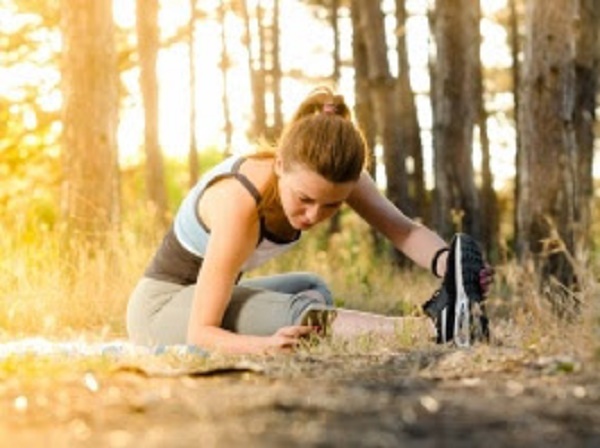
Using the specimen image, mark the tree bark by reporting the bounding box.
[432,0,482,240]
[60,0,120,243]
[354,0,408,213]
[328,0,343,235]
[188,0,199,186]
[219,0,233,155]
[476,0,499,260]
[509,0,523,254]
[240,0,263,141]
[136,0,168,226]
[255,1,268,139]
[350,0,382,253]
[517,0,579,300]
[573,0,600,257]
[395,0,426,222]
[271,0,283,137]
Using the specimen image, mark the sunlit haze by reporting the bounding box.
[1,0,517,188]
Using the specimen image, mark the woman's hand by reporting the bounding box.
[265,325,315,353]
[480,264,495,297]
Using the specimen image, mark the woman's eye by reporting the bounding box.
[299,196,313,204]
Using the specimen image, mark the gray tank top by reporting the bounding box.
[144,155,300,285]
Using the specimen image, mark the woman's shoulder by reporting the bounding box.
[238,155,275,192]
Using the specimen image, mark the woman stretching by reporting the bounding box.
[126,87,493,354]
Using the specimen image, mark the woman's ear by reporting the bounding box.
[274,157,284,177]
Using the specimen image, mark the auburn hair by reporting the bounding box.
[250,86,369,212]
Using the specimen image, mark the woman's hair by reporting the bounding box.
[252,86,369,213]
[278,86,368,183]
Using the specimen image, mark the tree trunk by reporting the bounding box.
[328,0,342,235]
[478,90,500,260]
[219,0,233,155]
[350,0,382,254]
[573,0,600,257]
[517,0,579,304]
[395,0,426,222]
[432,0,481,240]
[509,0,523,254]
[136,0,168,226]
[240,0,262,141]
[476,0,499,260]
[271,0,283,137]
[355,0,408,214]
[331,0,341,83]
[188,0,199,186]
[255,1,268,139]
[60,0,120,243]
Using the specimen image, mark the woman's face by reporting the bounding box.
[275,159,356,231]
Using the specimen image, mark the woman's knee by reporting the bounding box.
[239,271,333,305]
[300,272,333,305]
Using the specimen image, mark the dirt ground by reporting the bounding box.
[1,341,599,448]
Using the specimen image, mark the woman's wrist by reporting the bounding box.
[431,247,449,278]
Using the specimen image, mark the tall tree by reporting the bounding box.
[352,0,408,215]
[330,0,341,83]
[395,0,426,221]
[253,1,269,139]
[136,0,168,225]
[188,0,200,186]
[60,0,120,242]
[240,0,284,142]
[219,0,234,154]
[476,0,499,259]
[350,0,382,252]
[238,0,264,141]
[327,0,344,235]
[509,0,523,254]
[431,0,482,240]
[349,1,376,175]
[573,0,600,256]
[516,0,579,302]
[271,0,283,136]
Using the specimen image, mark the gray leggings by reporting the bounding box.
[126,272,333,346]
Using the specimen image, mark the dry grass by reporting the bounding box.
[0,207,598,363]
[0,211,161,340]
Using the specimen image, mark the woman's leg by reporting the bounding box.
[239,272,333,305]
[126,277,193,345]
[128,274,433,345]
[331,309,435,340]
[242,273,434,340]
[241,273,434,340]
[127,273,332,345]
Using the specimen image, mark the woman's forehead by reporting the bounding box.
[284,167,354,201]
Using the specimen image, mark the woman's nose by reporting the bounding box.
[305,204,322,223]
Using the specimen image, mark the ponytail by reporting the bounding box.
[278,86,368,183]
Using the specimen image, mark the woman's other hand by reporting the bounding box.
[266,325,315,352]
[480,264,495,297]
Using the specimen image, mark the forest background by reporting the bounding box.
[1,0,599,342]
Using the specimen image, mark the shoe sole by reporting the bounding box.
[454,238,471,347]
[453,234,484,347]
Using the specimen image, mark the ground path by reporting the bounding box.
[1,345,599,447]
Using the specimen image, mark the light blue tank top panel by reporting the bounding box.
[173,155,299,272]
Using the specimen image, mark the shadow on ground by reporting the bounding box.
[1,345,599,447]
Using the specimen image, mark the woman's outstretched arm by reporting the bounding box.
[345,171,449,275]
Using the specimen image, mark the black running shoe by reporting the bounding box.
[422,233,490,346]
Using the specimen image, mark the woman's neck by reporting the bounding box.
[244,156,298,242]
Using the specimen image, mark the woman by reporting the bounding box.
[127,87,492,353]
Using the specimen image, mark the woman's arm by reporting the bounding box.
[186,178,312,354]
[346,171,448,274]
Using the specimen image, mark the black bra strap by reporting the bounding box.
[231,157,262,205]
